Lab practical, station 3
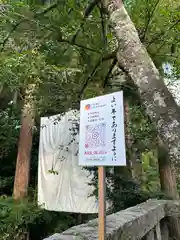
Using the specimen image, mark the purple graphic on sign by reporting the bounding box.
[85,123,106,149]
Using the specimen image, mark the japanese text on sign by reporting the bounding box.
[79,91,126,166]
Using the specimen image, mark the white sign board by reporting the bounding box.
[79,91,126,166]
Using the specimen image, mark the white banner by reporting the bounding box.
[38,111,99,213]
[79,91,126,166]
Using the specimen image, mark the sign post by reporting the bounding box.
[98,166,106,240]
[79,91,126,240]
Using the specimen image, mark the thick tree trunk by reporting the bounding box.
[103,1,180,237]
[13,84,36,200]
[103,0,179,196]
[104,0,180,165]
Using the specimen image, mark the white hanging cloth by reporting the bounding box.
[38,110,99,213]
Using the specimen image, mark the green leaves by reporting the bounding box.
[0,2,179,236]
[0,196,45,240]
[130,0,180,71]
[0,105,20,159]
[0,195,78,240]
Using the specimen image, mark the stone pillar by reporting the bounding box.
[154,223,161,240]
[160,219,169,240]
[146,229,155,240]
[145,223,162,240]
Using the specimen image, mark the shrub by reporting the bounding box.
[0,196,42,240]
[0,196,75,240]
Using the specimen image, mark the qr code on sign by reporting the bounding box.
[85,123,106,149]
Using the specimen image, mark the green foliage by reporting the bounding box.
[0,196,75,240]
[0,0,179,238]
[109,177,168,212]
[130,0,180,73]
[108,171,150,212]
[0,196,42,240]
[0,0,179,114]
[86,164,167,214]
[0,104,20,159]
[0,177,14,195]
[128,104,156,151]
[141,151,160,192]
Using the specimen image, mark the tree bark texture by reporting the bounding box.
[103,1,180,238]
[158,137,178,200]
[157,138,180,239]
[158,142,180,239]
[13,84,36,200]
[104,0,180,165]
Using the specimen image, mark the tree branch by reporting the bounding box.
[0,1,60,52]
[78,50,115,98]
[141,0,160,41]
[155,28,180,54]
[61,0,100,56]
[71,0,100,43]
[78,57,102,99]
[103,58,117,88]
[98,3,107,48]
[60,39,101,53]
[147,17,180,47]
[102,50,117,60]
[38,2,59,16]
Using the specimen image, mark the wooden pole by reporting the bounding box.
[98,166,106,240]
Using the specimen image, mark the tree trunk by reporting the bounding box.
[103,0,180,165]
[158,139,180,240]
[124,102,143,181]
[103,0,180,238]
[103,0,179,198]
[13,84,36,200]
[13,90,18,105]
[124,102,132,171]
[0,84,3,95]
[158,137,178,200]
[130,148,142,182]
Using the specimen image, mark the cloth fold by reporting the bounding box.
[38,110,98,213]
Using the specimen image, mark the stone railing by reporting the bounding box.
[44,199,180,240]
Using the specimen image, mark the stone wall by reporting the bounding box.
[43,199,180,240]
